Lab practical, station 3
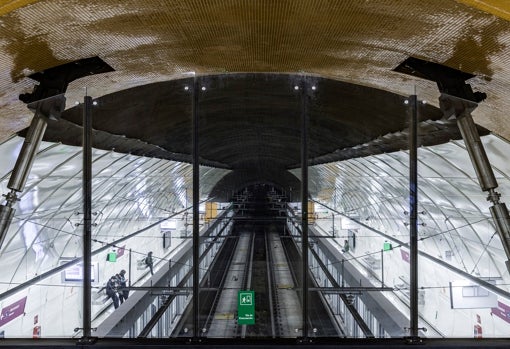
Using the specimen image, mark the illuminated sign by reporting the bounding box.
[160,220,176,231]
[238,290,255,325]
[60,260,99,283]
[106,251,117,262]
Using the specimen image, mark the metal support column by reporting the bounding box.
[381,249,384,287]
[450,100,510,272]
[7,113,49,191]
[438,92,510,272]
[82,96,94,341]
[408,95,419,339]
[0,200,15,249]
[331,213,335,237]
[129,249,132,287]
[192,78,200,340]
[1,57,113,249]
[300,78,309,340]
[0,94,64,248]
[394,57,510,273]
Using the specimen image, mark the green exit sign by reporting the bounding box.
[383,241,392,251]
[106,252,117,262]
[238,290,255,325]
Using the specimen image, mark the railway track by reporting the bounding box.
[170,187,343,338]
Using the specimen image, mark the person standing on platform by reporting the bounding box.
[106,275,120,309]
[145,251,154,275]
[118,269,129,302]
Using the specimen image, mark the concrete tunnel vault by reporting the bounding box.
[20,73,488,201]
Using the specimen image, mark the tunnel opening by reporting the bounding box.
[233,184,289,222]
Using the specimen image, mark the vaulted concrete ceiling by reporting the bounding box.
[0,0,509,196]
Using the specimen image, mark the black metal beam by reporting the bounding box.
[309,287,394,292]
[19,56,114,104]
[192,77,200,339]
[393,57,485,103]
[409,95,419,338]
[300,78,309,340]
[82,96,93,340]
[2,337,510,348]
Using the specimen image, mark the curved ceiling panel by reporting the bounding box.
[303,134,510,292]
[0,137,229,294]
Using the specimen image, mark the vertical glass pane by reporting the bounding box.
[306,76,352,339]
[61,79,195,339]
[137,77,195,339]
[0,117,86,337]
[411,92,510,339]
[186,74,303,339]
[303,81,420,339]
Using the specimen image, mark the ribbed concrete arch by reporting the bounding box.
[301,134,510,287]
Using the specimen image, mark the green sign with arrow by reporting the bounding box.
[238,290,255,325]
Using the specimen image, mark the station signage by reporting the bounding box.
[0,296,27,327]
[238,290,255,325]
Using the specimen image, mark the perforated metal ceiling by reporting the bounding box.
[0,0,509,143]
